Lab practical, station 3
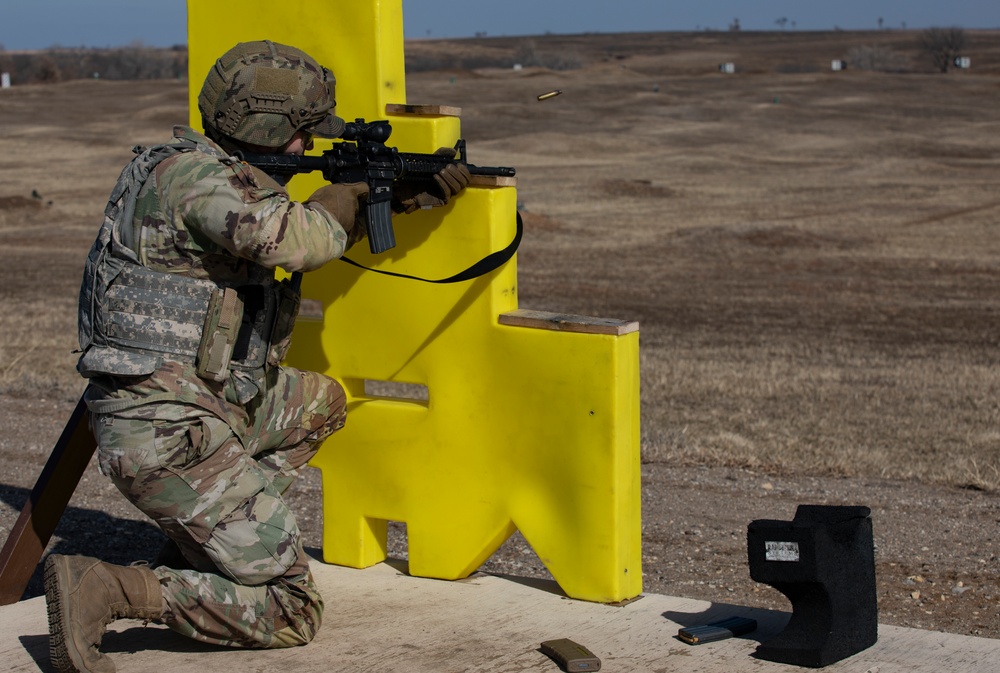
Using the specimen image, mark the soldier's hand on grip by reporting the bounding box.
[306,182,369,234]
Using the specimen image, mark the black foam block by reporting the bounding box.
[747,505,878,667]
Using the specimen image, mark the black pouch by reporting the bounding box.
[267,278,301,367]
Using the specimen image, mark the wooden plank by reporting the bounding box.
[297,298,324,322]
[469,175,517,188]
[500,309,639,336]
[2,559,997,672]
[386,103,462,117]
[0,395,95,605]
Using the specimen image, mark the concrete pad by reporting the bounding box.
[2,557,997,672]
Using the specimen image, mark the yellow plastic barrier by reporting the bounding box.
[187,0,641,602]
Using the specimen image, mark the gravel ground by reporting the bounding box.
[1,393,997,640]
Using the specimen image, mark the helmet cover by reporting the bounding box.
[199,40,345,148]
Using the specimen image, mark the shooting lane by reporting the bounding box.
[187,0,642,604]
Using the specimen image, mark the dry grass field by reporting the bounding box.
[1,30,998,640]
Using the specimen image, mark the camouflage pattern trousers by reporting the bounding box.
[91,366,347,648]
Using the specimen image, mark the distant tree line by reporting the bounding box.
[919,27,967,72]
[2,42,585,82]
[846,44,910,72]
[0,44,187,85]
[0,28,973,85]
[844,28,969,73]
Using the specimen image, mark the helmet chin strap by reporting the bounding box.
[203,126,240,154]
[205,125,275,156]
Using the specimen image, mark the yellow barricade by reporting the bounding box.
[187,0,641,602]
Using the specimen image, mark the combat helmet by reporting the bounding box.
[199,40,345,149]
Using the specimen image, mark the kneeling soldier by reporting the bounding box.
[45,40,468,673]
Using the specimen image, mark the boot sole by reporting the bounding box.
[44,555,84,673]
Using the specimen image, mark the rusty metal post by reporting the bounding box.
[0,395,95,604]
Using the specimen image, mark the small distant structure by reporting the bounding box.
[831,59,848,71]
[1,73,10,89]
[718,62,736,74]
[954,56,971,69]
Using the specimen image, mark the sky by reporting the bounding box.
[1,1,999,51]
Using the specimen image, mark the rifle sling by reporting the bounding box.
[339,211,523,284]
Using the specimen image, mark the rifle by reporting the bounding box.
[235,119,516,255]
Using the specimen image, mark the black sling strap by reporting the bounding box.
[339,211,523,283]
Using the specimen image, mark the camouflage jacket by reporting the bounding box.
[133,126,348,280]
[80,126,349,420]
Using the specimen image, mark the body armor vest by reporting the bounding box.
[78,142,295,384]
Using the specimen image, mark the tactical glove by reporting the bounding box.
[392,149,472,214]
[306,182,369,235]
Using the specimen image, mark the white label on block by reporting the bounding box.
[765,541,800,562]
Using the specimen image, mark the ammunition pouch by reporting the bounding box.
[196,287,244,382]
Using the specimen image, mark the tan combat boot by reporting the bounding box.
[44,554,164,673]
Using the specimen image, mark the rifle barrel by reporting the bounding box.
[469,165,516,177]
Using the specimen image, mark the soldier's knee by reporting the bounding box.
[294,618,320,645]
[273,609,321,647]
[303,373,347,442]
[203,498,303,586]
[263,573,324,647]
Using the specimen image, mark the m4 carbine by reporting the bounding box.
[235,119,516,254]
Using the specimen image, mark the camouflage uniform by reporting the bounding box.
[79,125,350,648]
[63,42,466,664]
